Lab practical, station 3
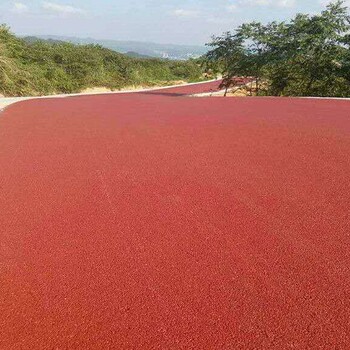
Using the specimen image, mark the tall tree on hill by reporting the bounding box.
[274,1,350,96]
[204,0,350,97]
[204,31,246,96]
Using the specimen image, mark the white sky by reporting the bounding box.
[1,0,348,45]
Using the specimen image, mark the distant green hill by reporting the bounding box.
[125,51,152,59]
[0,26,204,97]
[24,35,208,60]
[22,36,65,45]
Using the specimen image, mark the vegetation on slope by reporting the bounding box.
[204,1,350,97]
[0,26,203,97]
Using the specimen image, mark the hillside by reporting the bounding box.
[0,26,204,97]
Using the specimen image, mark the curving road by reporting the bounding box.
[1,81,350,349]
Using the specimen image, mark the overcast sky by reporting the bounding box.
[1,1,348,45]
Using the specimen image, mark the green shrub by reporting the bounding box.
[0,25,204,97]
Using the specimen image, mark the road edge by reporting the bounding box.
[0,79,219,113]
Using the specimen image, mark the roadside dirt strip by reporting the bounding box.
[0,79,220,111]
[1,80,350,349]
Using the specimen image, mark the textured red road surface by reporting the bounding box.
[1,81,350,349]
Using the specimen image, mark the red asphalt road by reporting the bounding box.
[1,81,350,349]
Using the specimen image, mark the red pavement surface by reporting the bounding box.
[1,81,350,349]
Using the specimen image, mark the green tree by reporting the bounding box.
[204,0,350,97]
[204,31,246,95]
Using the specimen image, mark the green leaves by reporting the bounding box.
[205,0,350,97]
[0,26,204,97]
